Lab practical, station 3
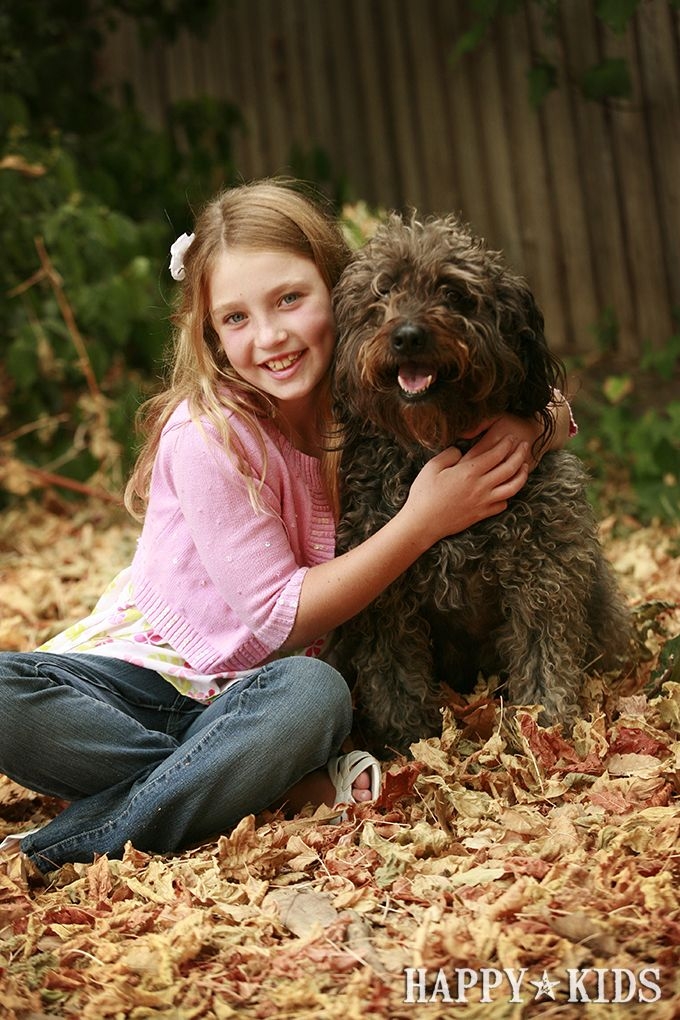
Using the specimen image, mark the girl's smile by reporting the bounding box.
[262,349,305,375]
[209,248,335,440]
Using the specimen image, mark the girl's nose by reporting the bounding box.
[256,316,288,348]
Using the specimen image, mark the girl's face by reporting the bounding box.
[209,248,335,420]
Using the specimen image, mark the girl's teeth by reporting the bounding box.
[267,352,302,371]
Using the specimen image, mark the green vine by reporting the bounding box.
[452,0,680,107]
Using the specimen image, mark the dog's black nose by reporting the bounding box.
[390,322,428,355]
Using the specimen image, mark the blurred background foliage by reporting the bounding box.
[0,0,678,523]
[1,0,246,496]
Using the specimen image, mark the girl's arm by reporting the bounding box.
[548,392,578,446]
[464,393,576,470]
[282,434,529,650]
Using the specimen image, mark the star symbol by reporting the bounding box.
[530,970,560,1000]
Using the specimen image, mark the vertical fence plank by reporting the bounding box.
[398,0,456,212]
[490,6,564,346]
[467,18,523,253]
[350,0,397,205]
[525,2,601,354]
[379,0,425,210]
[298,0,344,176]
[430,2,498,241]
[278,1,313,153]
[427,2,474,218]
[227,0,267,179]
[559,0,638,356]
[252,0,289,173]
[322,2,376,203]
[599,6,672,352]
[636,1,680,330]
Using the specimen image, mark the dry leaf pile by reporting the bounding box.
[1,499,679,1018]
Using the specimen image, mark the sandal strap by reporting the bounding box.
[327,750,381,804]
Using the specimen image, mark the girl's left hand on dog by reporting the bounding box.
[409,435,530,541]
[471,416,540,468]
[470,403,571,470]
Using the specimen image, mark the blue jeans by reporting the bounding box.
[0,652,352,873]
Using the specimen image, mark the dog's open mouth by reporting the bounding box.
[397,362,438,398]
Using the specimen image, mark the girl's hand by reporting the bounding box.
[471,399,574,470]
[472,415,544,468]
[405,435,529,545]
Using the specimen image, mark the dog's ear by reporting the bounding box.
[499,275,565,417]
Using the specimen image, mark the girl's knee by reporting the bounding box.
[0,652,33,701]
[286,657,352,731]
[0,653,61,750]
[0,653,37,764]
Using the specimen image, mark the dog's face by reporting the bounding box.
[332,213,563,451]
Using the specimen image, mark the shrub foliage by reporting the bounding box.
[0,0,241,498]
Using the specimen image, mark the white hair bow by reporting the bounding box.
[169,232,195,281]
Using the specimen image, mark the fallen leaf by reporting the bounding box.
[549,911,618,958]
[262,887,338,937]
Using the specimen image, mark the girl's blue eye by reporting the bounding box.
[281,292,299,306]
[225,311,246,325]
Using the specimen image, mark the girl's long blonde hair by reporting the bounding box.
[124,179,351,520]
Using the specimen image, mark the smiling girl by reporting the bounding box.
[0,180,571,875]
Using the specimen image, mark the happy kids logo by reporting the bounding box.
[403,966,662,1005]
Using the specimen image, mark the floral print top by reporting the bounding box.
[39,566,326,702]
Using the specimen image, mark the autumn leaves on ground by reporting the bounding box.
[0,497,679,1018]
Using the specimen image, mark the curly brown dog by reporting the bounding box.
[328,212,632,758]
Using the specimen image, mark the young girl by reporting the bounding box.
[0,180,573,875]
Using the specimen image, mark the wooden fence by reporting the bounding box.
[98,0,680,360]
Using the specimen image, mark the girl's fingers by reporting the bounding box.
[432,436,525,479]
[461,419,502,455]
[481,440,529,484]
[462,434,521,473]
[492,462,529,500]
[428,445,464,470]
[478,444,529,509]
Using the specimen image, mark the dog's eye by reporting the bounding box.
[371,273,394,298]
[443,288,478,315]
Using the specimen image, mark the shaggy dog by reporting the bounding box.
[329,212,631,758]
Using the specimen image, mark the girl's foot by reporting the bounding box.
[280,750,381,816]
[350,768,373,802]
[327,750,381,807]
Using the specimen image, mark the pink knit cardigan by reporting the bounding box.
[131,400,336,673]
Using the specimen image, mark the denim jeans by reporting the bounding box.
[0,652,352,873]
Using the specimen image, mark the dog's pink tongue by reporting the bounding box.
[398,363,435,394]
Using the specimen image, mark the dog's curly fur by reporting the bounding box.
[328,212,632,758]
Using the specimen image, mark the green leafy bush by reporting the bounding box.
[1,143,167,489]
[0,1,243,501]
[568,334,680,524]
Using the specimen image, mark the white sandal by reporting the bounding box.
[327,750,381,810]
